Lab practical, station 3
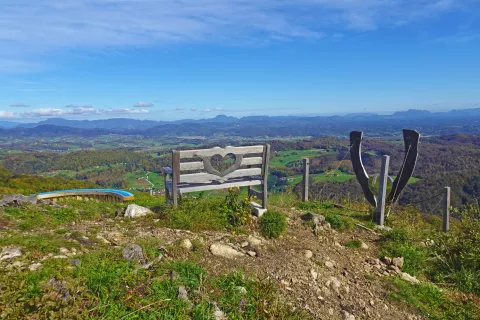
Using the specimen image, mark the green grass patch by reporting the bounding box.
[270,149,332,167]
[387,277,480,320]
[345,239,362,248]
[259,210,287,238]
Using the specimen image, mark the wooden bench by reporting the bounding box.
[161,145,270,209]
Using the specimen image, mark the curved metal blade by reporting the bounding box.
[350,131,377,207]
[387,129,420,203]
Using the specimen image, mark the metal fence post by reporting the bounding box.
[376,155,390,226]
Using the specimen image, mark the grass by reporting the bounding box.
[387,277,479,320]
[259,210,287,238]
[345,239,362,248]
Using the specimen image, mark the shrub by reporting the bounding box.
[219,187,252,228]
[259,210,287,238]
[428,204,480,294]
[345,240,362,248]
[325,214,352,230]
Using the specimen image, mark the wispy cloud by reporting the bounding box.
[204,108,224,112]
[133,101,154,108]
[0,111,16,118]
[190,108,198,112]
[175,107,185,111]
[10,103,30,108]
[65,104,92,108]
[0,0,469,72]
[20,106,149,118]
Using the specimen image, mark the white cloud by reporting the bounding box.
[204,107,224,112]
[190,108,198,111]
[0,111,16,118]
[0,0,468,72]
[21,106,149,117]
[134,101,154,108]
[65,104,92,108]
[10,103,30,108]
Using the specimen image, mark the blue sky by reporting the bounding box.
[1,0,479,121]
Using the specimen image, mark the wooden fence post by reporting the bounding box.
[302,158,310,202]
[443,186,451,232]
[376,155,390,226]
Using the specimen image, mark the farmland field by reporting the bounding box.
[270,149,332,167]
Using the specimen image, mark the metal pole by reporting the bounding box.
[376,155,390,226]
[443,187,451,232]
[302,158,310,202]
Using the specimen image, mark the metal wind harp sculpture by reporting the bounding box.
[350,129,420,209]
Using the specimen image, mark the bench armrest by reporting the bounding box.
[161,167,173,176]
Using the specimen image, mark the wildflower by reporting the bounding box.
[253,195,257,199]
[241,299,246,305]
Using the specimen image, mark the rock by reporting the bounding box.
[247,251,257,257]
[52,255,68,259]
[115,207,125,218]
[375,225,392,231]
[96,235,111,245]
[0,194,37,207]
[360,242,369,250]
[325,261,334,269]
[170,270,179,281]
[343,311,355,320]
[124,204,153,218]
[210,243,245,259]
[47,278,72,301]
[59,247,70,255]
[382,257,393,265]
[178,286,190,302]
[304,250,313,259]
[401,272,420,284]
[392,257,404,269]
[247,235,262,247]
[213,303,227,320]
[122,243,147,265]
[235,286,247,294]
[240,241,249,248]
[70,259,81,266]
[326,276,341,294]
[310,268,318,281]
[180,239,193,251]
[29,263,43,271]
[0,247,22,261]
[335,242,345,249]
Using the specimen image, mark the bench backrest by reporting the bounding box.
[172,145,270,184]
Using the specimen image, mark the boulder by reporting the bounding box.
[122,243,147,265]
[0,247,22,261]
[247,235,263,247]
[124,204,153,218]
[392,257,404,269]
[0,194,37,207]
[210,243,245,259]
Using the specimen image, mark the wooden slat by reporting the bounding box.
[179,157,263,172]
[178,145,264,159]
[167,179,262,193]
[179,168,262,183]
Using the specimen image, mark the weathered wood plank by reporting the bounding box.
[172,151,180,207]
[178,145,264,159]
[167,179,262,193]
[262,144,270,209]
[179,168,262,183]
[179,157,263,171]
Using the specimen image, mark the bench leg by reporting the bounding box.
[262,184,268,209]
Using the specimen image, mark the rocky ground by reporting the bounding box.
[0,197,425,319]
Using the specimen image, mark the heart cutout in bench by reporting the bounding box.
[202,153,244,178]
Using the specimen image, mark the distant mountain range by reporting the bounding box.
[1,108,480,137]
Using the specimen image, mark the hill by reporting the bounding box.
[0,191,478,319]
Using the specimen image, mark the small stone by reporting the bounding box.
[180,239,193,251]
[343,310,355,320]
[326,276,341,294]
[392,257,404,269]
[0,247,22,261]
[59,247,70,255]
[240,241,249,248]
[178,286,190,302]
[214,303,227,320]
[335,242,345,249]
[210,243,245,259]
[360,242,369,250]
[96,235,111,245]
[122,243,147,265]
[52,255,68,259]
[70,258,81,266]
[304,250,313,259]
[170,270,179,281]
[325,261,334,269]
[401,272,420,284]
[29,263,43,271]
[247,251,257,257]
[124,204,153,218]
[383,257,393,265]
[247,235,262,246]
[235,286,247,294]
[310,268,318,280]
